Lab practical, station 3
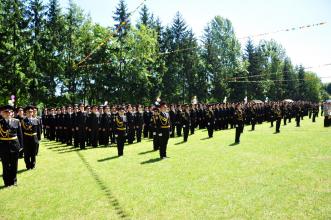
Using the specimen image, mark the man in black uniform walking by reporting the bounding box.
[0,105,23,187]
[21,106,41,170]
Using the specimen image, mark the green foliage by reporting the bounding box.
[0,0,326,106]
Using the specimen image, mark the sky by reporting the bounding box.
[56,0,331,82]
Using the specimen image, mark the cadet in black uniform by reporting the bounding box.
[15,107,25,158]
[169,105,176,138]
[234,104,244,143]
[21,106,41,170]
[126,105,135,144]
[157,102,171,159]
[295,103,301,127]
[48,108,56,141]
[0,105,23,187]
[87,105,100,147]
[274,104,282,133]
[114,107,127,156]
[190,104,197,135]
[182,105,190,142]
[312,104,318,122]
[206,105,215,138]
[42,108,48,138]
[151,107,159,151]
[250,104,257,131]
[143,106,150,139]
[74,104,87,149]
[99,105,111,146]
[135,105,144,142]
[85,106,92,146]
[110,106,118,144]
[64,106,74,146]
[176,105,183,137]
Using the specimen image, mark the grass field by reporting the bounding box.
[1,118,330,220]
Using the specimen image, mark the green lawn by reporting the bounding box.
[1,118,330,220]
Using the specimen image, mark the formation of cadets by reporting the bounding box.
[42,100,321,148]
[0,100,324,187]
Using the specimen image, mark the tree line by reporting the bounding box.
[0,0,330,107]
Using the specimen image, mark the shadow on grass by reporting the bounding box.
[98,156,119,162]
[229,142,240,146]
[138,150,156,155]
[200,137,210,140]
[174,141,186,145]
[76,151,130,219]
[0,185,8,190]
[140,158,163,164]
[0,169,28,178]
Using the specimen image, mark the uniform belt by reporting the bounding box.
[0,137,18,141]
[161,126,170,128]
[117,128,126,131]
[24,132,37,136]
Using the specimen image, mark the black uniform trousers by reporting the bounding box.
[66,128,73,146]
[136,126,142,142]
[90,129,99,147]
[170,125,175,138]
[153,130,159,151]
[23,135,38,169]
[183,125,189,142]
[76,127,86,149]
[0,140,20,186]
[207,122,214,138]
[296,116,301,127]
[190,122,195,135]
[99,129,109,146]
[235,123,244,143]
[127,127,135,144]
[116,130,126,156]
[159,129,169,158]
[143,124,149,138]
[276,118,281,133]
[176,124,182,137]
[251,119,256,131]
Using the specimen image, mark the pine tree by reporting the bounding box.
[282,57,296,99]
[26,0,47,104]
[202,16,241,102]
[113,0,130,41]
[297,65,306,100]
[0,0,30,105]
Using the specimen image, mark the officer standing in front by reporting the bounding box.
[0,105,23,187]
[114,107,127,156]
[157,102,171,159]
